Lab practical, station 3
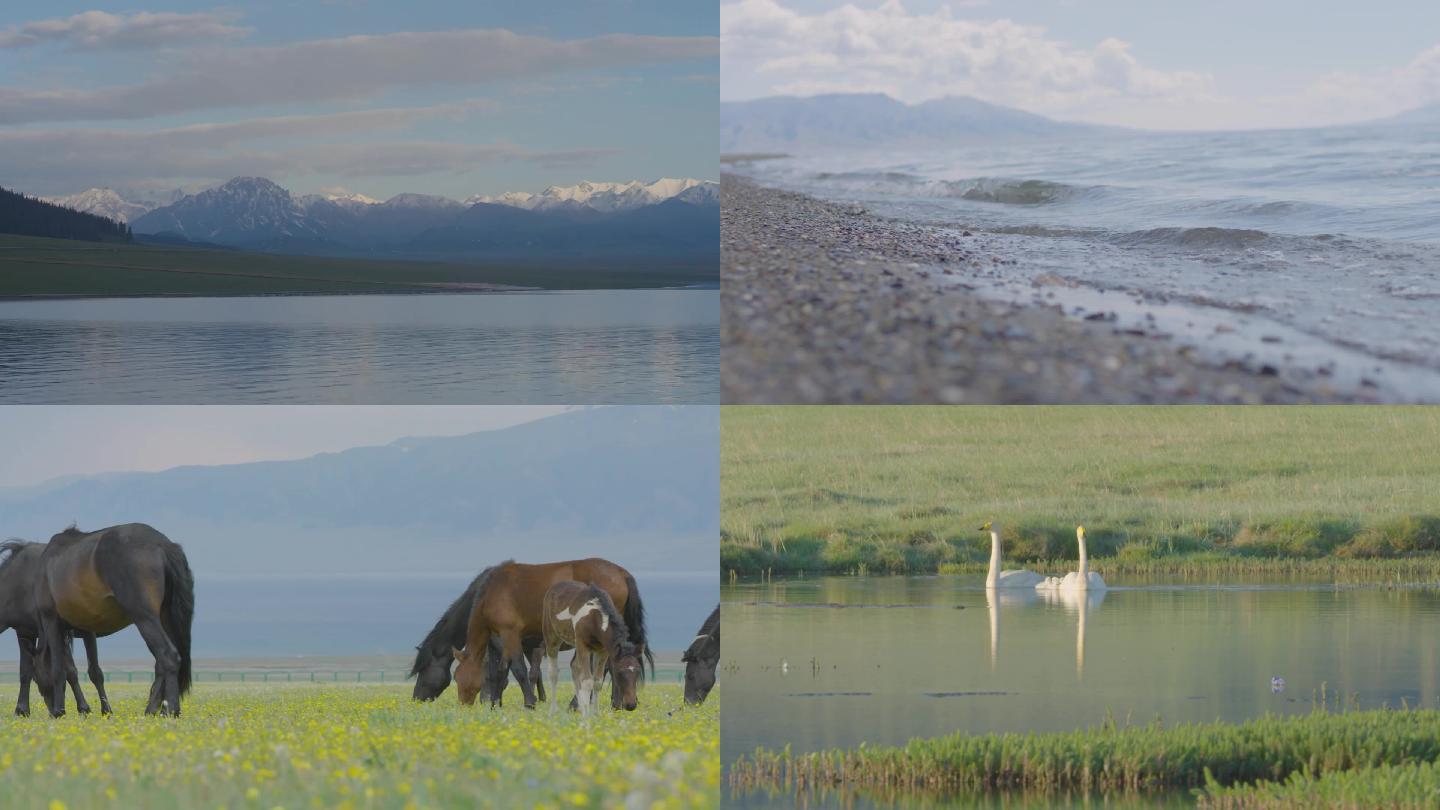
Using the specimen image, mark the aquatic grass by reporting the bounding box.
[1199,761,1440,808]
[0,682,717,809]
[728,709,1440,799]
[722,407,1440,578]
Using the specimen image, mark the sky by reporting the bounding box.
[721,0,1440,130]
[0,405,567,489]
[0,1,718,200]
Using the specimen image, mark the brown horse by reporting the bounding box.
[541,581,642,715]
[451,558,652,708]
[34,524,194,717]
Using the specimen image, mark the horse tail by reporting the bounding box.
[622,572,654,680]
[161,542,195,696]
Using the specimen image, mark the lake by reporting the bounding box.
[723,574,1440,807]
[0,570,718,667]
[0,289,718,404]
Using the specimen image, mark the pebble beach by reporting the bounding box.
[721,175,1366,404]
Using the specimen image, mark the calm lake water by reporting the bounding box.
[0,571,717,666]
[724,575,1440,808]
[0,290,718,404]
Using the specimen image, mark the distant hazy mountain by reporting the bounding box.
[721,93,1093,151]
[415,196,719,257]
[0,407,718,575]
[1376,103,1440,126]
[130,176,718,260]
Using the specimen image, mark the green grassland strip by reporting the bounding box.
[721,407,1440,577]
[13,256,532,292]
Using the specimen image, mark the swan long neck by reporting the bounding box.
[986,530,1002,588]
[1077,529,1089,585]
[986,590,998,670]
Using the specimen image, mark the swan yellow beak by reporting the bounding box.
[1077,526,1086,536]
[979,522,992,531]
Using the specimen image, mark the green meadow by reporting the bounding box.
[721,406,1440,578]
[0,234,714,297]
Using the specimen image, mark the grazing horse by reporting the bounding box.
[34,524,194,717]
[451,558,653,709]
[541,582,641,714]
[0,540,103,716]
[681,605,720,705]
[409,569,549,704]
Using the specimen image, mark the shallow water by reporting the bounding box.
[735,123,1440,400]
[0,290,718,404]
[0,571,717,663]
[723,575,1440,807]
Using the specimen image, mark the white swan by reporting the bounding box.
[1036,526,1107,592]
[981,522,1045,589]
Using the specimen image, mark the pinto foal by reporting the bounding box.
[541,582,642,716]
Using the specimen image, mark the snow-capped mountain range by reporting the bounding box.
[119,176,718,259]
[48,178,716,224]
[466,178,718,212]
[42,188,164,224]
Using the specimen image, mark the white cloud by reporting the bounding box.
[720,0,1216,119]
[0,104,611,192]
[0,10,247,50]
[0,28,717,124]
[1299,44,1440,122]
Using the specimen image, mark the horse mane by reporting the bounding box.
[682,606,720,662]
[0,539,38,573]
[408,561,512,678]
[58,524,85,537]
[586,583,635,657]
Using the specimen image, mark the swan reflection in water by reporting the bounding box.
[987,585,1107,678]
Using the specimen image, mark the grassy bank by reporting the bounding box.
[0,234,715,296]
[721,407,1440,577]
[0,682,717,809]
[729,709,1440,800]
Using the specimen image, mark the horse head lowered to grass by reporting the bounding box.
[682,605,720,705]
[409,570,546,706]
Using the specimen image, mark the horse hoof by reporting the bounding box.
[77,706,92,715]
[14,708,28,718]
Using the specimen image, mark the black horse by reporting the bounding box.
[682,605,720,705]
[34,524,194,717]
[410,568,548,705]
[0,540,105,716]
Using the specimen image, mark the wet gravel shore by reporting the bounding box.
[721,175,1363,404]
